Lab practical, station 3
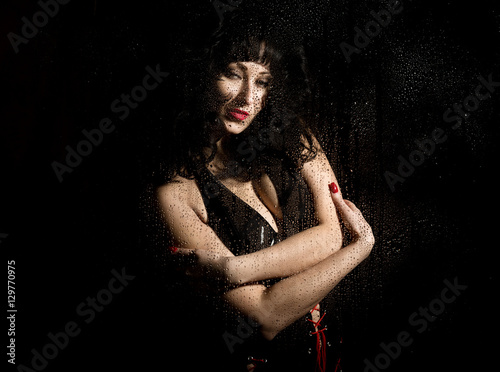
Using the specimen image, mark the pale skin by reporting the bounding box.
[156,60,375,349]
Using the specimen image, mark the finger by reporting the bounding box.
[169,247,195,256]
[328,183,353,215]
[328,183,360,214]
[167,246,179,254]
[337,199,364,224]
[167,247,198,267]
[328,184,364,230]
[343,199,361,213]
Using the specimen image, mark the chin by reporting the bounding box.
[222,117,253,135]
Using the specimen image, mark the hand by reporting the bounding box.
[329,182,375,250]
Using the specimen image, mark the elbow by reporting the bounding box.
[253,309,280,341]
[359,231,376,260]
[258,314,282,341]
[260,327,280,341]
[253,292,289,341]
[364,227,376,252]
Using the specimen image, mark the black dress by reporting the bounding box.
[141,162,342,372]
[196,164,343,371]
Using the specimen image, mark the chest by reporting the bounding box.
[219,176,280,233]
[194,166,314,248]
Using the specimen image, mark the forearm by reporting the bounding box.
[222,193,374,341]
[226,222,342,284]
[257,240,371,340]
[222,148,343,285]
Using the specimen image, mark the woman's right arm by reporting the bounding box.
[156,178,374,340]
[223,193,374,340]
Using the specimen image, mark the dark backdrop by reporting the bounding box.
[2,0,499,371]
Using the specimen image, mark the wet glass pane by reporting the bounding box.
[3,1,499,371]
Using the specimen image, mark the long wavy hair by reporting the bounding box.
[150,7,319,186]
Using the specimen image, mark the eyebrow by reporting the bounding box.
[234,62,272,76]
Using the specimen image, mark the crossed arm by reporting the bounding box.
[156,150,374,339]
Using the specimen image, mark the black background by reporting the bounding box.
[2,0,499,371]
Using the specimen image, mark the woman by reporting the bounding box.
[143,8,374,372]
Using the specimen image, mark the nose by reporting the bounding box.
[235,78,255,106]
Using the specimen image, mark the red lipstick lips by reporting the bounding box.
[228,108,249,121]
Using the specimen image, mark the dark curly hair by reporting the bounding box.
[151,6,319,186]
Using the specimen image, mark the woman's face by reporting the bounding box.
[214,61,272,135]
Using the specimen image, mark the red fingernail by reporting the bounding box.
[329,182,338,194]
[168,246,179,253]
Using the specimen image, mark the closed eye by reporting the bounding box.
[257,80,270,88]
[225,70,242,80]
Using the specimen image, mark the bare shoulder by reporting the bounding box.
[156,175,208,223]
[156,175,196,202]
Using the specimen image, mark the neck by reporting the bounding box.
[206,133,254,181]
[204,134,231,174]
